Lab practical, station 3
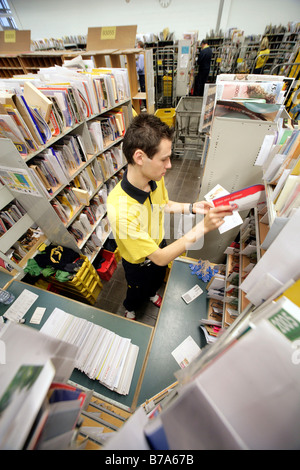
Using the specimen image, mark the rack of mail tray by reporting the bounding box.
[40,308,139,395]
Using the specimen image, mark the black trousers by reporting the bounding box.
[138,73,145,92]
[122,240,167,311]
[138,73,146,107]
[193,70,209,96]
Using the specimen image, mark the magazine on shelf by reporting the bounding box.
[63,135,83,167]
[71,188,89,205]
[37,87,74,128]
[11,94,44,146]
[48,109,61,137]
[56,190,80,221]
[29,107,52,143]
[0,92,37,151]
[214,100,282,122]
[79,212,93,232]
[69,80,92,118]
[92,76,107,111]
[29,156,60,189]
[109,68,131,102]
[77,75,100,115]
[100,72,118,106]
[51,198,69,224]
[274,175,300,213]
[216,73,286,83]
[23,81,52,123]
[217,73,295,100]
[216,80,285,105]
[111,110,126,136]
[0,102,38,152]
[52,143,75,175]
[269,130,300,185]
[68,222,85,242]
[74,134,88,162]
[90,158,103,184]
[0,113,29,157]
[278,181,300,218]
[199,84,217,133]
[29,163,51,193]
[99,116,116,145]
[44,148,69,185]
[87,120,104,152]
[19,95,47,145]
[47,94,67,132]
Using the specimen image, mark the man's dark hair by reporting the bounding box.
[122,113,174,164]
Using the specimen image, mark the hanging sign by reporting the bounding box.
[101,27,116,40]
[4,30,16,43]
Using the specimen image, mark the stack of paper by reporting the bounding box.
[40,308,139,395]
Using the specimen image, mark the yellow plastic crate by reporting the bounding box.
[47,256,103,304]
[50,279,102,305]
[155,108,175,128]
[84,280,103,302]
[67,271,96,289]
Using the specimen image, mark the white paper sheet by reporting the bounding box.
[4,289,39,322]
[171,336,201,369]
[204,184,243,233]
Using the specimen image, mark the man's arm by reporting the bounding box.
[148,205,233,266]
[165,199,213,215]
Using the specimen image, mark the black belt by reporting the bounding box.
[123,239,167,267]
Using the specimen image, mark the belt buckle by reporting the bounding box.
[141,259,151,267]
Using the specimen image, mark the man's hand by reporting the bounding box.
[192,200,214,214]
[203,205,233,233]
[183,205,233,247]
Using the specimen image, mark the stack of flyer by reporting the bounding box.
[40,308,139,395]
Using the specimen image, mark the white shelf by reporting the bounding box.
[262,180,289,250]
[0,185,14,210]
[0,91,132,277]
[0,214,34,253]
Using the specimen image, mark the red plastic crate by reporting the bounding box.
[96,249,117,281]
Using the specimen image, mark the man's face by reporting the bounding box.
[142,138,172,181]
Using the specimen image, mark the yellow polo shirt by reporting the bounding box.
[107,169,169,264]
[256,48,270,69]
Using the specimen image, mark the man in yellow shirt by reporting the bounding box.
[254,37,270,74]
[107,114,232,319]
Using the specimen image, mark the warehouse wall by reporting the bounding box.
[225,0,300,36]
[9,0,300,42]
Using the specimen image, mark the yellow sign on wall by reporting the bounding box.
[4,30,16,43]
[101,27,116,40]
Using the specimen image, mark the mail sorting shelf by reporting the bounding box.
[47,256,103,305]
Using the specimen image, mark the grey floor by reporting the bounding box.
[93,151,203,326]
